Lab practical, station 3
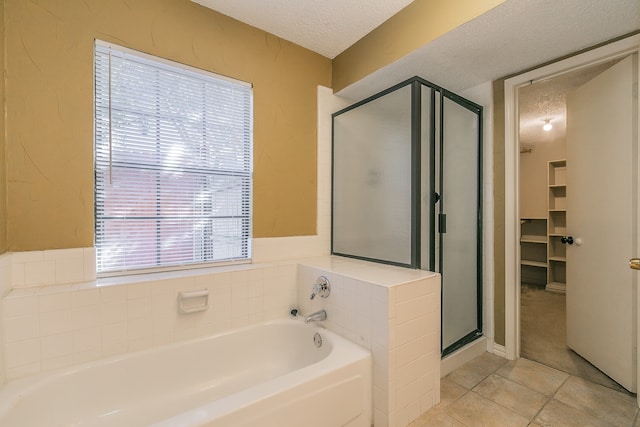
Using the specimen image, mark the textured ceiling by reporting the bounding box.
[191,0,414,59]
[337,0,639,100]
[193,0,638,144]
[191,0,638,96]
[518,61,619,146]
[334,0,639,145]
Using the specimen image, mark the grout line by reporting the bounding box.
[474,371,549,424]
[551,373,571,398]
[443,390,471,427]
[472,387,537,423]
[444,353,638,427]
[528,373,571,424]
[437,376,472,425]
[520,284,631,397]
[554,374,639,426]
[410,382,470,427]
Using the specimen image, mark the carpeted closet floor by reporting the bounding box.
[520,283,628,394]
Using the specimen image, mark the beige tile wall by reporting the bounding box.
[11,248,96,289]
[0,254,10,385]
[296,258,441,427]
[2,262,298,380]
[389,278,441,426]
[1,253,440,427]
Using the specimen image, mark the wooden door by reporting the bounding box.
[566,55,637,392]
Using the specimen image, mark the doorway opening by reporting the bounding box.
[517,60,629,393]
[504,34,640,398]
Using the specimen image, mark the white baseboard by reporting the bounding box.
[545,282,566,294]
[491,343,506,358]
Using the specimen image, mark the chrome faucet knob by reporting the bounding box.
[309,276,330,300]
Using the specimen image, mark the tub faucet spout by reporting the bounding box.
[304,309,327,323]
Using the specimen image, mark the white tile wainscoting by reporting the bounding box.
[10,247,96,289]
[0,252,440,427]
[1,258,299,380]
[297,258,441,427]
[0,253,10,386]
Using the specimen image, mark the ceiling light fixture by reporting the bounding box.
[543,119,552,132]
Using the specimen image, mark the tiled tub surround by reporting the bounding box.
[0,254,440,427]
[10,247,97,289]
[0,253,11,385]
[2,261,299,380]
[297,257,441,427]
[0,85,347,384]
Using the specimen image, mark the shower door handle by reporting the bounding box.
[439,213,447,233]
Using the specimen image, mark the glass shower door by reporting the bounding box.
[331,77,483,357]
[439,93,482,355]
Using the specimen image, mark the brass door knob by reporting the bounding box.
[630,258,640,270]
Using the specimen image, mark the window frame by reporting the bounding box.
[94,40,253,277]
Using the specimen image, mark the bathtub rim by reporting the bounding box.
[0,317,371,424]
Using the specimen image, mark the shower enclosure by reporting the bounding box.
[332,77,482,356]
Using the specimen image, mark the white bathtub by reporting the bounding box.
[0,319,372,427]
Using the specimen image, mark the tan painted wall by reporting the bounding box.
[492,79,505,346]
[332,0,506,93]
[520,138,566,219]
[4,0,331,251]
[0,0,5,255]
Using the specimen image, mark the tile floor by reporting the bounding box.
[520,283,624,392]
[409,353,639,427]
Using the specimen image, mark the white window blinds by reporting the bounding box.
[94,42,253,275]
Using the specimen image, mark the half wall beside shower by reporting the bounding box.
[332,77,482,356]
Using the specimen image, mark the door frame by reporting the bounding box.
[503,34,640,386]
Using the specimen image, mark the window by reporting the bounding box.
[94,42,252,275]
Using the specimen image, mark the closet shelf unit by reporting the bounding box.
[547,160,567,293]
[520,217,547,286]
